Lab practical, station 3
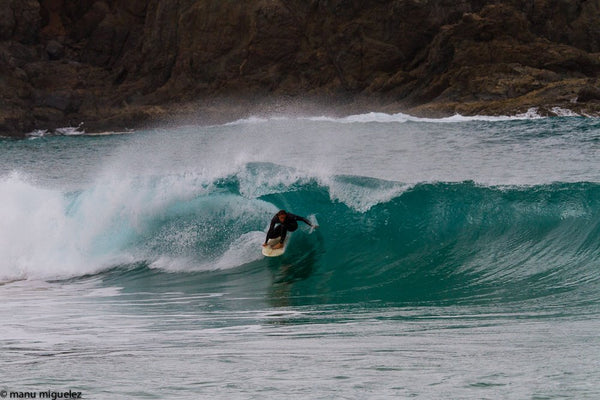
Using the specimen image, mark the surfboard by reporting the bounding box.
[262,235,289,257]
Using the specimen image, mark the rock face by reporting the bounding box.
[1,0,600,137]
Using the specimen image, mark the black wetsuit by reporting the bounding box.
[264,213,312,244]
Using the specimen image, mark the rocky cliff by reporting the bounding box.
[2,0,600,137]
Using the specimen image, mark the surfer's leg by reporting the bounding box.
[278,221,296,244]
[279,227,288,243]
[268,225,284,239]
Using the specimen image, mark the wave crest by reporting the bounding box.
[2,168,599,307]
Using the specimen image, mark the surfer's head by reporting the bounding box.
[277,210,287,222]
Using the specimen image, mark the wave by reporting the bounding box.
[2,165,599,307]
[219,105,600,127]
[305,110,540,124]
[220,107,561,127]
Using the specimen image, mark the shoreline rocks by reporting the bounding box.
[2,0,600,138]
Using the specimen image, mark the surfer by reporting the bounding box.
[263,210,315,249]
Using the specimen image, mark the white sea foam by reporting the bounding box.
[306,111,527,124]
[25,124,86,138]
[55,125,85,136]
[25,129,50,138]
[0,163,285,280]
[550,107,580,117]
[508,107,542,119]
[208,108,558,129]
[220,108,552,127]
[0,170,203,281]
[0,173,115,281]
[223,116,289,126]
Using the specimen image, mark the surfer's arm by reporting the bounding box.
[297,215,313,227]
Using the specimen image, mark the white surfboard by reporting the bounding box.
[262,235,289,257]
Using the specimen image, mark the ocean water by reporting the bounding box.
[1,111,599,399]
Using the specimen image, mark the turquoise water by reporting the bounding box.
[1,112,599,398]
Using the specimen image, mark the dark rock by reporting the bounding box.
[113,67,128,85]
[33,106,64,121]
[12,0,41,44]
[45,91,72,111]
[45,40,64,60]
[577,86,600,103]
[72,1,109,41]
[33,90,72,111]
[13,67,28,81]
[4,0,600,137]
[0,3,16,40]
